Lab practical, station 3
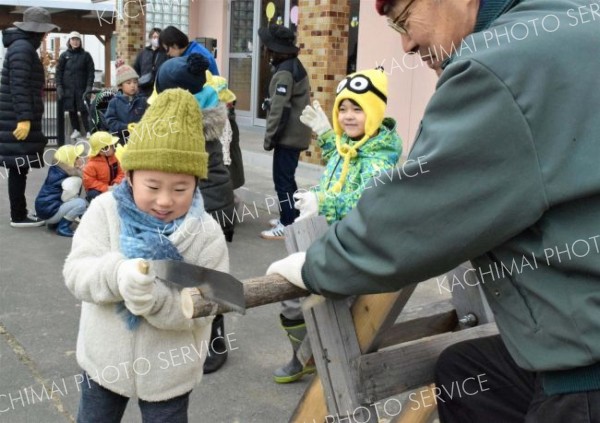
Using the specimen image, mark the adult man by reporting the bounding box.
[0,7,59,227]
[133,28,167,97]
[268,0,600,421]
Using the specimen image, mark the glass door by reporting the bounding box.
[228,0,255,124]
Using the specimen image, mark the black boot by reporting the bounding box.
[56,218,75,237]
[203,314,228,374]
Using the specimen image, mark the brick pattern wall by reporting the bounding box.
[297,0,350,165]
[116,0,146,72]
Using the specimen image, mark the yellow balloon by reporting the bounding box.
[266,3,275,20]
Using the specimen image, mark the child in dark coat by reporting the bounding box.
[35,145,87,237]
[105,64,147,144]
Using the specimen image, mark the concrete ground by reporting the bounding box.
[0,125,445,422]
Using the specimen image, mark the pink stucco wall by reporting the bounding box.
[189,0,227,74]
[357,0,438,155]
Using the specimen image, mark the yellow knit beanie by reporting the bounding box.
[330,67,388,192]
[120,88,208,179]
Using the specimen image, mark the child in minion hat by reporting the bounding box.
[296,67,402,223]
[270,68,402,385]
[35,144,87,237]
[83,131,124,201]
[64,89,228,421]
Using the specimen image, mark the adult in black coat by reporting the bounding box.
[56,31,95,139]
[0,7,59,227]
[133,28,167,97]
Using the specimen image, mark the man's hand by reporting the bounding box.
[117,259,156,316]
[13,121,31,140]
[294,191,319,222]
[299,100,332,136]
[267,252,308,290]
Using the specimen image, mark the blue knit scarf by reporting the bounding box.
[112,181,205,329]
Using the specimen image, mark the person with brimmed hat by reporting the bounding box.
[0,7,60,228]
[34,145,87,237]
[257,24,311,240]
[267,1,600,422]
[56,30,95,140]
[64,88,228,422]
[82,131,124,201]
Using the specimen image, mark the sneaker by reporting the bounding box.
[11,214,46,228]
[260,222,286,240]
[70,129,81,139]
[268,218,280,228]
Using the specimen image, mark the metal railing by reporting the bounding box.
[42,80,65,146]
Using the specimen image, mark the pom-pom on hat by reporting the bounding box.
[155,53,210,94]
[88,131,120,156]
[258,25,299,54]
[121,88,208,179]
[53,144,84,167]
[330,67,388,193]
[116,64,139,86]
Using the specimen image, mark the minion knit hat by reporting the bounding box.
[121,88,208,179]
[331,67,388,192]
[53,144,84,167]
[88,131,119,156]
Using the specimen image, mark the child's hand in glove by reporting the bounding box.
[293,191,319,222]
[299,101,332,136]
[118,259,156,316]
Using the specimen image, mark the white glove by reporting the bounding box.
[117,259,156,316]
[267,252,307,290]
[61,176,82,202]
[299,100,332,136]
[293,191,319,222]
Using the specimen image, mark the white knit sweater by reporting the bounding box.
[64,192,229,401]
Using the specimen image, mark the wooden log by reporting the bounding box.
[358,323,499,403]
[181,274,309,318]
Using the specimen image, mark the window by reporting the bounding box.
[144,0,189,35]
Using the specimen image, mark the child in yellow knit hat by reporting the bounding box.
[34,144,87,237]
[64,89,228,421]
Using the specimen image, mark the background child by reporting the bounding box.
[105,64,148,144]
[152,53,235,374]
[64,89,228,421]
[34,144,87,237]
[273,67,402,383]
[83,131,124,201]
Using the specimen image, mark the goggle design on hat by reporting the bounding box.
[336,75,387,104]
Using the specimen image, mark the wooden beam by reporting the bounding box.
[358,323,499,403]
[379,300,457,348]
[393,385,437,423]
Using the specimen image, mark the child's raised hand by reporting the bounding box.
[299,100,332,136]
[117,258,156,316]
[293,191,319,222]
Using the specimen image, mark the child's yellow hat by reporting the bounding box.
[54,144,84,167]
[121,88,208,179]
[88,131,119,156]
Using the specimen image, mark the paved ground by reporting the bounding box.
[0,125,444,422]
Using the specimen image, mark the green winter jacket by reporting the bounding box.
[314,118,401,223]
[303,0,600,376]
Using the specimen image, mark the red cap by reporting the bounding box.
[375,0,392,15]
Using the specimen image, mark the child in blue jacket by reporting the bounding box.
[35,145,88,237]
[105,64,147,143]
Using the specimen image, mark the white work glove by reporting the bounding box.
[267,252,307,290]
[299,100,332,136]
[61,176,82,202]
[293,191,319,222]
[117,259,156,316]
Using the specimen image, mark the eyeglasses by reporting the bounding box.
[387,0,418,35]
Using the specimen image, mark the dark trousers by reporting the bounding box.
[69,110,91,133]
[272,146,300,226]
[435,335,600,422]
[8,166,29,221]
[77,373,190,423]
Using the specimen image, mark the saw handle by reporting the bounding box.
[138,260,150,275]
